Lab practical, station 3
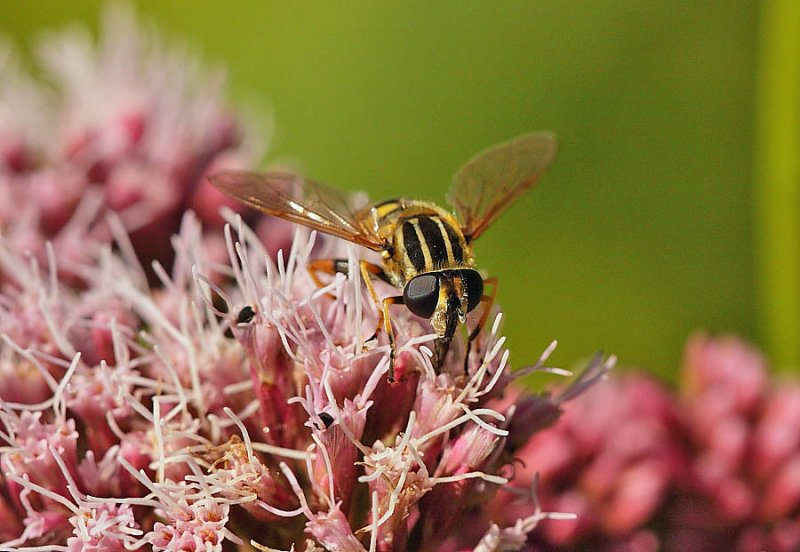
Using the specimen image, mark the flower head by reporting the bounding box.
[0,4,263,285]
[666,334,800,552]
[0,8,609,552]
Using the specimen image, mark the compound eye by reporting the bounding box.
[461,270,484,312]
[403,274,439,319]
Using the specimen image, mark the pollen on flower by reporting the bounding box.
[0,7,612,552]
[0,206,607,550]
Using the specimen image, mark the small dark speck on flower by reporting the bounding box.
[318,412,334,429]
[237,305,256,324]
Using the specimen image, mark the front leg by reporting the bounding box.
[380,295,405,383]
[358,260,395,343]
[359,262,405,382]
[308,258,400,381]
[465,276,497,374]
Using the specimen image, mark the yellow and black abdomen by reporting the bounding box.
[365,198,473,285]
[400,215,466,273]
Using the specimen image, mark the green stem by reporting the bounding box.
[755,0,800,369]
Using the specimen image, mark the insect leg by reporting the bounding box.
[308,259,395,356]
[359,260,394,344]
[308,258,389,292]
[307,259,351,299]
[465,276,498,373]
[380,295,405,383]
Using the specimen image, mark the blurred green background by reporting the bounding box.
[4,1,795,379]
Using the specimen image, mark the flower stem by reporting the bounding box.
[755,0,800,370]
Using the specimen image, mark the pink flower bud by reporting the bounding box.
[681,333,767,414]
[238,323,305,447]
[306,506,366,552]
[752,386,800,480]
[601,461,669,535]
[310,400,366,510]
[758,456,800,521]
[22,168,85,235]
[190,151,255,227]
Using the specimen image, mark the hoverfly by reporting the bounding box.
[210,132,557,382]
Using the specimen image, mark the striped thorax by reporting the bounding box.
[365,199,474,286]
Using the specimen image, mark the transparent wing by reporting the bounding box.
[209,170,385,251]
[446,132,557,241]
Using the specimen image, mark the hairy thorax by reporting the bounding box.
[360,199,475,286]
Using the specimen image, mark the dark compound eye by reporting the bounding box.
[460,270,484,312]
[403,274,440,319]
[237,305,256,324]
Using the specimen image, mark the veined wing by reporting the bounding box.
[446,132,557,242]
[209,170,384,251]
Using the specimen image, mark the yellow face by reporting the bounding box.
[403,269,483,341]
[429,273,466,338]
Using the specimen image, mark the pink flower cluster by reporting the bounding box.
[0,8,612,551]
[669,335,800,551]
[0,6,288,285]
[495,334,800,552]
[0,201,610,550]
[491,371,682,551]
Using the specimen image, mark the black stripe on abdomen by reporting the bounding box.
[402,221,427,273]
[417,217,448,266]
[442,221,464,264]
